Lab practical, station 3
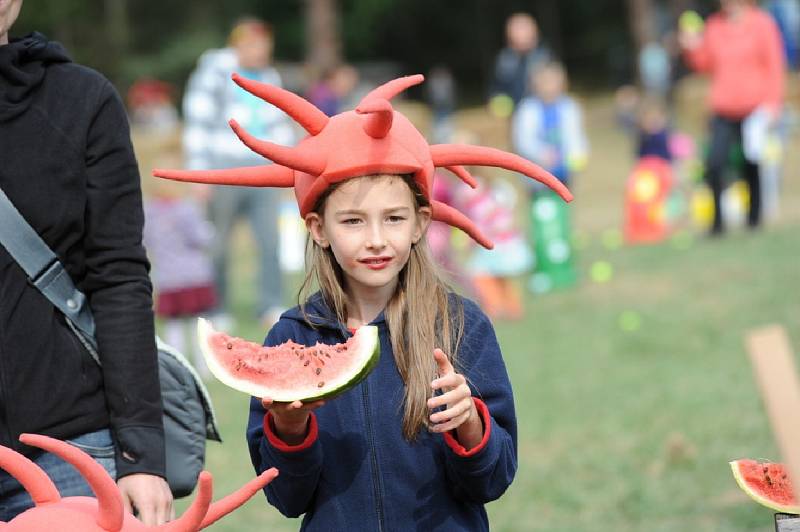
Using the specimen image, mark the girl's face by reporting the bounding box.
[533,67,565,103]
[306,176,431,297]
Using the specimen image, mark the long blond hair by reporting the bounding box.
[298,174,464,440]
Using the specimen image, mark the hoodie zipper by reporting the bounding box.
[361,378,385,531]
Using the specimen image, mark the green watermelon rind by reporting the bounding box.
[298,331,380,402]
[730,460,800,514]
[197,318,380,403]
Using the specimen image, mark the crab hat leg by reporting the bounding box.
[20,434,123,531]
[0,441,60,508]
[228,120,326,176]
[357,98,393,139]
[198,468,279,530]
[429,144,574,202]
[153,164,295,187]
[231,73,329,135]
[154,472,212,532]
[444,165,477,188]
[431,200,493,249]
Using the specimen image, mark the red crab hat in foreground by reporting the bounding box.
[0,434,278,531]
[154,74,572,249]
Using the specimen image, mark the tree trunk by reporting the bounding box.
[535,0,563,60]
[104,0,130,86]
[305,0,342,77]
[626,0,656,84]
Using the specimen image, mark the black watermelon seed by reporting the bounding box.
[315,367,322,375]
[318,381,324,387]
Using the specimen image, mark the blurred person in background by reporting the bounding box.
[512,62,588,191]
[765,0,800,70]
[680,0,786,236]
[512,62,587,293]
[144,176,216,379]
[426,65,456,144]
[636,96,673,163]
[127,78,179,133]
[182,17,295,328]
[489,12,552,117]
[0,0,171,522]
[453,150,532,320]
[306,63,360,117]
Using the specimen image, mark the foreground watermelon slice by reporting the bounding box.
[197,318,379,402]
[730,459,800,514]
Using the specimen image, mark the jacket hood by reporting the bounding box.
[282,291,386,331]
[0,32,71,121]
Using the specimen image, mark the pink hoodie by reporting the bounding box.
[684,6,785,119]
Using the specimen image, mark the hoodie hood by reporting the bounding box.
[0,32,71,121]
[282,291,386,331]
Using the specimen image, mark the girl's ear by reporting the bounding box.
[413,206,432,244]
[305,212,329,248]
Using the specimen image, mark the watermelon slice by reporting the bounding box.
[197,318,380,402]
[730,459,800,514]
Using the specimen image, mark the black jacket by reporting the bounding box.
[0,33,165,479]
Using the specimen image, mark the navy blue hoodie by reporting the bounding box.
[246,292,517,531]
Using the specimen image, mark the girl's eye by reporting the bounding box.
[342,218,362,225]
[387,215,406,223]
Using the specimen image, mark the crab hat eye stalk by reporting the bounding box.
[357,98,393,139]
[153,73,572,249]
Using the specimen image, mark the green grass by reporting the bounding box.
[171,222,799,531]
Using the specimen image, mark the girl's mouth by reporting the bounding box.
[359,257,392,270]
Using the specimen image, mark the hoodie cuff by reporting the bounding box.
[442,397,491,457]
[263,411,318,452]
[113,425,167,479]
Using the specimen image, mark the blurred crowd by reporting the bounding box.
[131,2,798,370]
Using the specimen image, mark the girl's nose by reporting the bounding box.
[366,221,387,249]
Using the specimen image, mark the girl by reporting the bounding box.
[143,176,217,377]
[154,74,572,530]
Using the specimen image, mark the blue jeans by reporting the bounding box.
[0,428,116,522]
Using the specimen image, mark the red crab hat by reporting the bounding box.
[154,74,572,249]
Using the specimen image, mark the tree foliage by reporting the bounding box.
[12,0,722,104]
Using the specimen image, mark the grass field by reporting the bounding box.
[149,78,800,531]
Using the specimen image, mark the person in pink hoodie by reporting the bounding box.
[680,0,786,235]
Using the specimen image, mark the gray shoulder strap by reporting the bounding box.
[0,186,98,352]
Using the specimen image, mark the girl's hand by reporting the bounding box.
[428,349,482,448]
[262,398,325,445]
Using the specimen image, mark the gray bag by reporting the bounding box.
[0,186,221,498]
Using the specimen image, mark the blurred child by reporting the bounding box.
[426,171,462,280]
[636,96,673,162]
[143,178,216,377]
[457,172,531,320]
[623,98,680,244]
[512,61,588,190]
[512,62,587,292]
[306,64,360,117]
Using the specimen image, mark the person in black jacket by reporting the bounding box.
[0,0,172,524]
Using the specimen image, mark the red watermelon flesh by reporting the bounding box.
[730,459,800,514]
[197,318,380,402]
